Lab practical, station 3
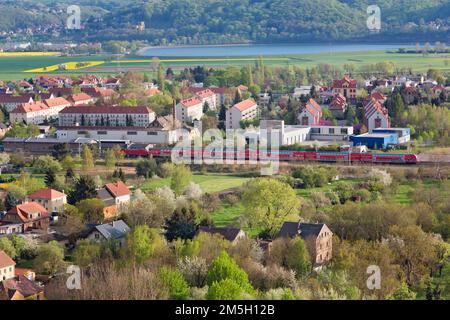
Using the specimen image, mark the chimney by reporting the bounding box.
[172,99,176,127]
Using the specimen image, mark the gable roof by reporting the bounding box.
[104,181,130,198]
[364,97,389,120]
[329,93,347,110]
[277,222,328,239]
[233,98,257,112]
[333,76,357,88]
[43,97,71,108]
[28,188,66,200]
[302,98,322,117]
[93,220,130,240]
[10,101,48,114]
[180,97,202,108]
[198,226,244,242]
[0,250,15,269]
[0,275,43,299]
[6,202,49,223]
[0,94,33,104]
[69,93,94,102]
[195,89,215,99]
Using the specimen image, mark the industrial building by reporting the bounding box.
[350,133,398,149]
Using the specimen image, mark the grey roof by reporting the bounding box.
[97,188,115,206]
[198,226,244,242]
[277,222,326,239]
[94,220,130,240]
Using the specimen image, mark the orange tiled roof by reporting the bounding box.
[104,181,130,198]
[233,98,257,112]
[28,188,66,200]
[0,250,15,269]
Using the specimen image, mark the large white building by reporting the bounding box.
[176,97,204,123]
[10,97,72,124]
[226,99,258,130]
[58,106,156,127]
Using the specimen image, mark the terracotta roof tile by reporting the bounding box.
[28,188,66,200]
[104,181,130,198]
[233,98,257,112]
[0,251,15,269]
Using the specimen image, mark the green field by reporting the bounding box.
[141,174,251,193]
[0,50,449,80]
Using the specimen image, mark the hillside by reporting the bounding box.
[0,0,449,45]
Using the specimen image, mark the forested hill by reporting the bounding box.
[1,0,449,45]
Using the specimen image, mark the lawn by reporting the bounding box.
[210,203,246,227]
[141,174,251,193]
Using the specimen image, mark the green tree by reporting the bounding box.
[242,178,300,238]
[34,241,65,275]
[105,149,117,169]
[135,157,157,179]
[207,278,244,300]
[76,198,105,223]
[170,165,192,196]
[68,176,98,204]
[5,185,26,210]
[0,237,17,259]
[389,283,417,300]
[82,145,94,170]
[158,267,190,300]
[72,239,101,267]
[206,251,253,293]
[285,237,312,278]
[124,225,163,265]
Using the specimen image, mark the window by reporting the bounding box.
[147,132,157,135]
[127,131,138,135]
[328,128,335,134]
[310,127,320,134]
[341,128,348,134]
[97,131,107,135]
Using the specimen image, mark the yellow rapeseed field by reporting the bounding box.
[24,61,105,73]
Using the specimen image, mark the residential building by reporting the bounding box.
[0,94,33,112]
[0,251,15,281]
[308,125,354,141]
[332,75,358,100]
[97,181,131,220]
[176,97,203,123]
[226,99,258,130]
[198,226,246,244]
[277,222,333,269]
[86,220,130,247]
[27,188,67,214]
[298,98,322,126]
[0,202,50,234]
[293,86,312,99]
[329,93,347,119]
[58,105,156,127]
[105,77,121,90]
[0,275,45,300]
[9,97,71,124]
[195,88,217,110]
[402,86,418,105]
[363,97,390,132]
[68,92,95,105]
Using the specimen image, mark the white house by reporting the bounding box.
[0,250,15,281]
[298,98,322,126]
[364,98,390,132]
[226,99,258,130]
[9,97,71,125]
[176,97,204,123]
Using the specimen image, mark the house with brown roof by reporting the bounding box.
[0,202,50,234]
[198,226,246,244]
[0,251,15,281]
[298,98,322,126]
[27,188,67,214]
[332,75,358,100]
[97,181,131,220]
[278,222,333,269]
[0,275,45,300]
[226,98,258,129]
[68,92,95,106]
[329,93,347,119]
[176,97,204,123]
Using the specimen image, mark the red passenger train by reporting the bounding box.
[122,147,419,165]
